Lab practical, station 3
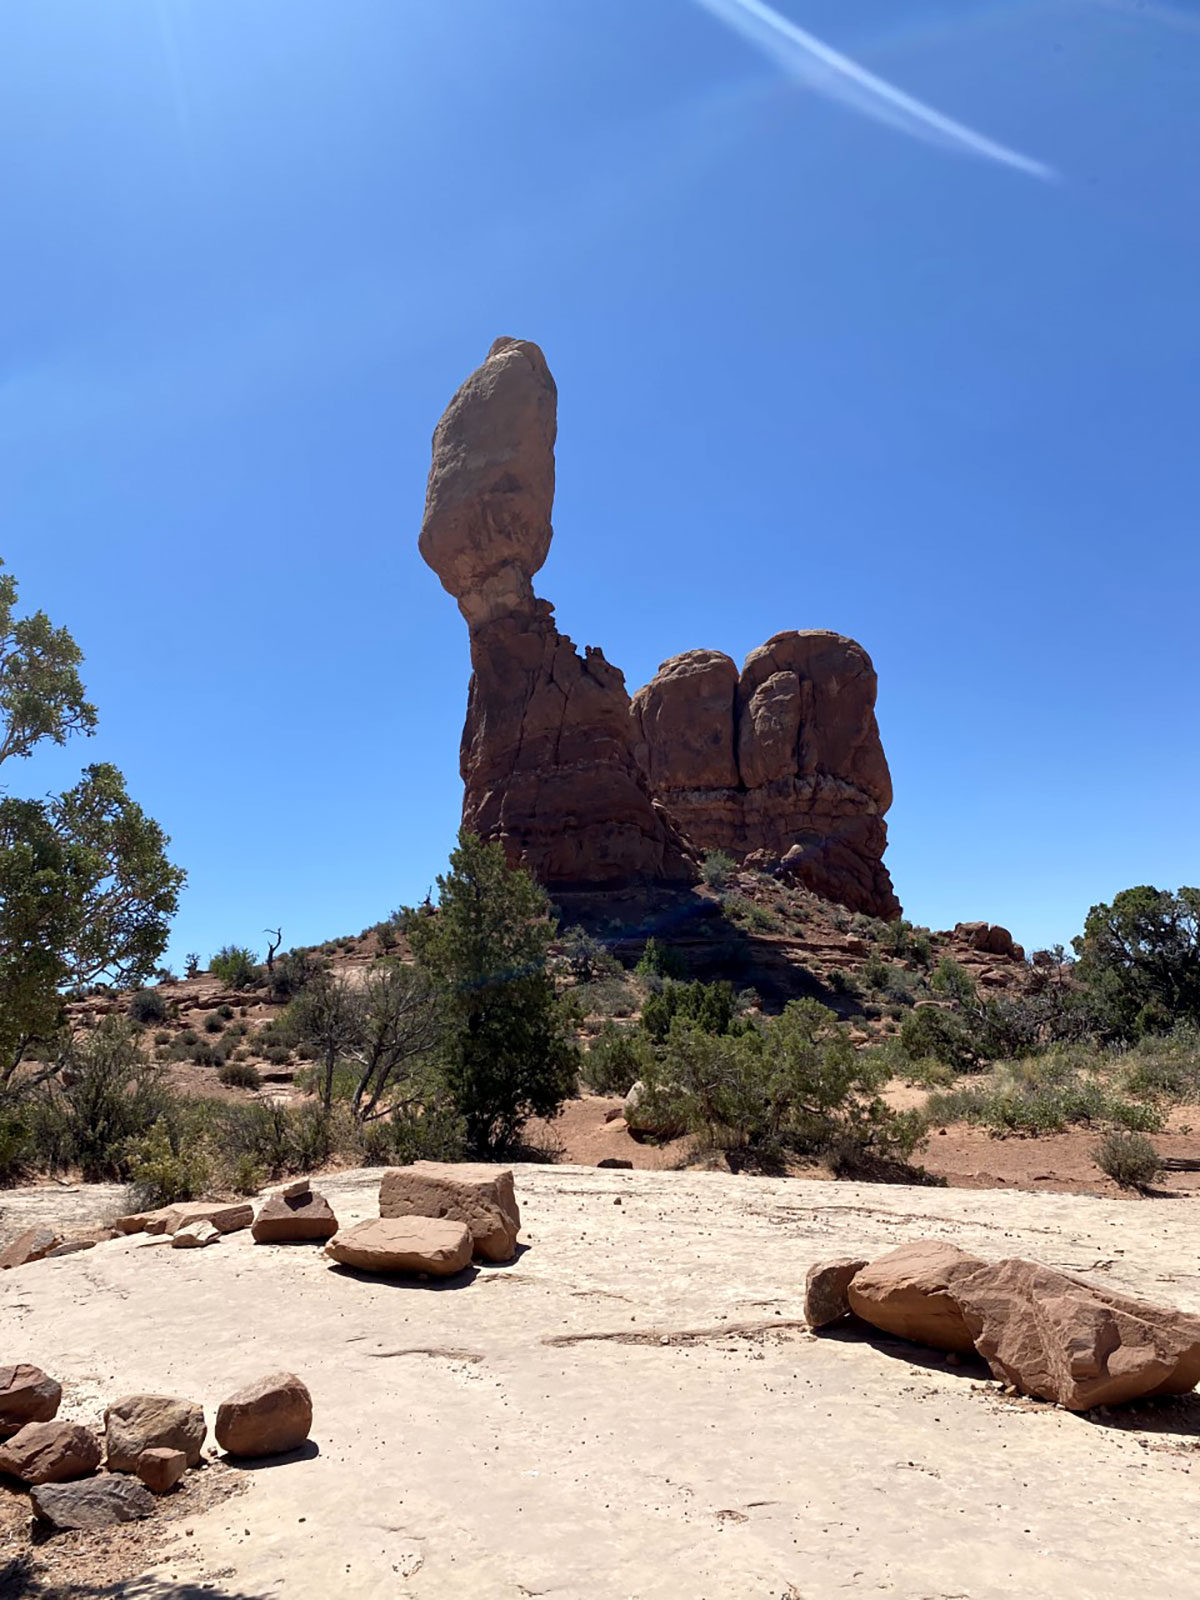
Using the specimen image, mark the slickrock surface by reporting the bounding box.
[3,1166,1199,1597]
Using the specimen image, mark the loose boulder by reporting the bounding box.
[104,1394,206,1471]
[0,1365,62,1436]
[252,1187,338,1244]
[846,1241,983,1354]
[379,1163,519,1263]
[325,1217,473,1277]
[32,1474,155,1529]
[0,1227,63,1270]
[0,1420,102,1484]
[136,1447,188,1494]
[215,1372,312,1459]
[804,1257,869,1330]
[159,1201,253,1236]
[953,1257,1200,1411]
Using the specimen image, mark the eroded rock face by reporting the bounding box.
[631,632,899,918]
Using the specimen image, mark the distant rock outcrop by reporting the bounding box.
[420,338,898,914]
[631,633,899,919]
[419,338,694,888]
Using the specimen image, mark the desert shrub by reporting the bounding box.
[701,850,736,891]
[178,1028,198,1046]
[559,926,620,984]
[203,1013,225,1034]
[574,975,639,1019]
[358,1101,467,1167]
[190,1040,219,1068]
[124,1115,211,1208]
[641,980,738,1045]
[217,1003,234,1020]
[635,938,687,982]
[582,1022,654,1096]
[927,1055,1163,1138]
[1094,1130,1163,1191]
[862,953,889,991]
[1118,1023,1200,1103]
[724,895,780,932]
[153,1030,171,1046]
[1073,885,1200,1039]
[209,945,259,988]
[267,948,324,1002]
[218,1060,262,1091]
[900,1006,980,1075]
[827,968,860,998]
[129,988,167,1025]
[633,1000,926,1168]
[263,1044,292,1066]
[40,1021,176,1182]
[184,952,200,977]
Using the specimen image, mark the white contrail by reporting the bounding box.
[691,0,1056,180]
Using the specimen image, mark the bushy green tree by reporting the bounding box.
[1073,886,1200,1037]
[0,564,184,1102]
[406,831,577,1156]
[640,979,739,1044]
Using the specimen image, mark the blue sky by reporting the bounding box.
[3,0,1198,966]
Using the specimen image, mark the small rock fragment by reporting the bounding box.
[804,1257,869,1330]
[171,1221,220,1249]
[137,1447,188,1493]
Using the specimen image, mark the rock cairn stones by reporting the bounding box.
[136,1446,188,1493]
[808,1240,1200,1410]
[252,1179,338,1243]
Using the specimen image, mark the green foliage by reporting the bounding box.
[42,1020,176,1181]
[1117,1023,1200,1102]
[723,895,781,932]
[634,937,687,981]
[203,1013,225,1034]
[267,947,323,1002]
[927,1052,1163,1137]
[641,980,738,1044]
[558,925,620,984]
[124,1115,212,1208]
[129,988,168,1025]
[574,975,639,1018]
[701,850,736,890]
[406,830,577,1156]
[1093,1130,1163,1191]
[900,1005,981,1075]
[209,944,259,988]
[1073,886,1200,1038]
[827,967,860,998]
[218,1060,262,1090]
[581,1022,654,1096]
[0,560,97,761]
[184,952,200,977]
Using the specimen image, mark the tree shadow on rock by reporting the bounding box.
[1,1555,273,1600]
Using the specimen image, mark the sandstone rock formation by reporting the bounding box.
[252,1182,338,1244]
[420,338,693,888]
[215,1372,312,1459]
[814,1242,1200,1410]
[632,635,899,918]
[0,1226,63,1270]
[379,1163,519,1263]
[420,339,898,913]
[325,1216,474,1277]
[803,1257,869,1330]
[104,1394,206,1471]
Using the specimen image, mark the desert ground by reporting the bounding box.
[4,1165,1200,1599]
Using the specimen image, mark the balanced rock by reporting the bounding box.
[325,1217,473,1277]
[0,1420,102,1484]
[215,1372,312,1459]
[0,1364,62,1436]
[419,339,695,888]
[804,1257,869,1330]
[953,1257,1200,1411]
[136,1446,187,1493]
[631,633,900,918]
[0,1226,63,1270]
[171,1220,220,1249]
[252,1188,338,1244]
[32,1474,155,1529]
[380,1163,519,1263]
[846,1241,983,1354]
[104,1394,206,1471]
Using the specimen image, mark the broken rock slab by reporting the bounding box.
[379,1163,519,1262]
[325,1216,474,1277]
[0,1365,62,1436]
[171,1220,221,1249]
[252,1188,338,1244]
[0,1226,63,1270]
[215,1372,312,1459]
[104,1394,207,1471]
[0,1420,102,1484]
[32,1473,156,1529]
[159,1200,253,1236]
[804,1257,869,1330]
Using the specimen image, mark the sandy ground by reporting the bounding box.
[4,1165,1200,1599]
